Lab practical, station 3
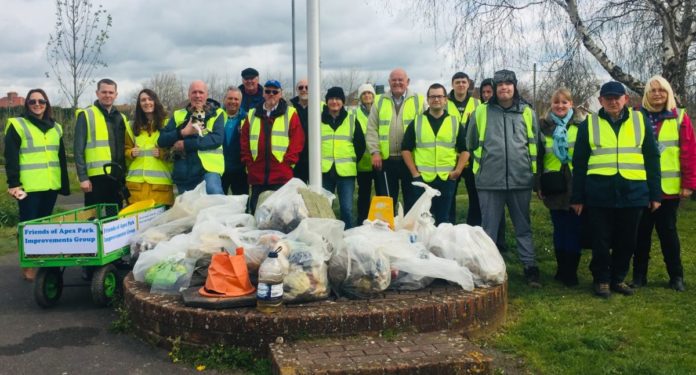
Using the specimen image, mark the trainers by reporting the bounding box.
[593,283,611,298]
[669,277,685,292]
[524,266,542,288]
[610,282,635,296]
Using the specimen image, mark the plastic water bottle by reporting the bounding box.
[256,251,285,314]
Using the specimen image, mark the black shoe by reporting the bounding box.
[610,282,635,296]
[593,283,611,298]
[629,275,647,288]
[524,266,542,288]
[669,277,685,292]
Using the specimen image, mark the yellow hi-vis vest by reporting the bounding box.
[172,109,225,175]
[76,105,129,177]
[413,114,459,183]
[472,104,537,174]
[247,106,297,164]
[657,108,687,194]
[321,112,357,177]
[376,93,425,158]
[543,125,578,173]
[587,109,646,180]
[126,123,173,185]
[5,117,62,192]
[353,107,372,172]
[447,97,480,126]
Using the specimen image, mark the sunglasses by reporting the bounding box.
[297,85,308,90]
[264,89,280,95]
[28,99,48,105]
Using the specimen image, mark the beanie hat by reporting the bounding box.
[325,86,346,102]
[358,83,375,98]
[241,67,259,79]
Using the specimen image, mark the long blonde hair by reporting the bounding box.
[642,75,677,112]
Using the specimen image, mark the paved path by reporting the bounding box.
[0,253,215,374]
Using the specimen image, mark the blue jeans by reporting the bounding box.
[322,173,355,229]
[204,172,224,195]
[176,172,224,195]
[550,209,583,254]
[409,177,456,225]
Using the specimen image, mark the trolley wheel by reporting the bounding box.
[91,264,120,307]
[33,268,63,308]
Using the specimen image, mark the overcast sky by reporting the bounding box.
[0,0,494,107]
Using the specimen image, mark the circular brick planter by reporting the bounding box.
[123,273,507,354]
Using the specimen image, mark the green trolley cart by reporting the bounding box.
[18,203,165,308]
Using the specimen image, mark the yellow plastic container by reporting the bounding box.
[367,196,395,229]
[118,199,156,216]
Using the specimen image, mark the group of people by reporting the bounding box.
[5,67,693,298]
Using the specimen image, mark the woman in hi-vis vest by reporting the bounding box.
[4,89,70,281]
[125,89,174,205]
[535,88,585,287]
[631,76,696,292]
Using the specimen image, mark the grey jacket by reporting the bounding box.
[466,101,539,190]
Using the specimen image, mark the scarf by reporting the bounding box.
[550,109,574,164]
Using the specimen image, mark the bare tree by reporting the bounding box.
[400,0,696,101]
[536,53,601,113]
[204,73,234,104]
[322,68,377,104]
[141,72,187,113]
[46,0,112,109]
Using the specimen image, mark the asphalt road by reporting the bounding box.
[0,253,209,374]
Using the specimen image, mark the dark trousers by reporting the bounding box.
[587,206,643,284]
[550,209,583,254]
[222,169,249,196]
[633,198,683,279]
[18,190,59,222]
[356,171,373,225]
[249,184,284,214]
[410,177,456,225]
[85,175,122,216]
[374,158,415,213]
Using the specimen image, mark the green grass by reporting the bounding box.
[486,196,696,374]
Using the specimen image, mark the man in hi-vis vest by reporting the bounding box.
[466,69,541,287]
[366,68,425,213]
[240,80,305,213]
[158,80,225,194]
[74,78,129,210]
[402,83,468,225]
[571,81,661,298]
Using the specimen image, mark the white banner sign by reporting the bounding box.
[102,216,137,254]
[23,223,98,255]
[136,206,166,228]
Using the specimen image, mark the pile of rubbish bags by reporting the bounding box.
[131,179,506,303]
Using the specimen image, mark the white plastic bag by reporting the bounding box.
[429,223,506,287]
[390,242,474,291]
[255,178,310,233]
[395,181,440,232]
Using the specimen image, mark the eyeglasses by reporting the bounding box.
[427,95,446,100]
[27,99,48,105]
[297,85,308,90]
[264,89,280,95]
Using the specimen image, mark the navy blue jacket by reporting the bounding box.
[571,107,661,208]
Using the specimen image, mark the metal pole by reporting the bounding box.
[533,63,537,107]
[292,0,297,97]
[307,0,321,190]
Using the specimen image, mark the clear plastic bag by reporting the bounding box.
[329,234,391,299]
[147,255,196,294]
[429,223,506,287]
[390,242,474,291]
[395,181,440,232]
[281,218,343,302]
[255,178,310,233]
[133,233,191,282]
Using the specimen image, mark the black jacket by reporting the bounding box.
[4,114,70,194]
[571,107,661,207]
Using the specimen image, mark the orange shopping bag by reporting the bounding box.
[200,248,255,298]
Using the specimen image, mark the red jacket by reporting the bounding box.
[643,107,696,198]
[241,99,305,185]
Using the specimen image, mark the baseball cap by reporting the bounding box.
[599,81,626,97]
